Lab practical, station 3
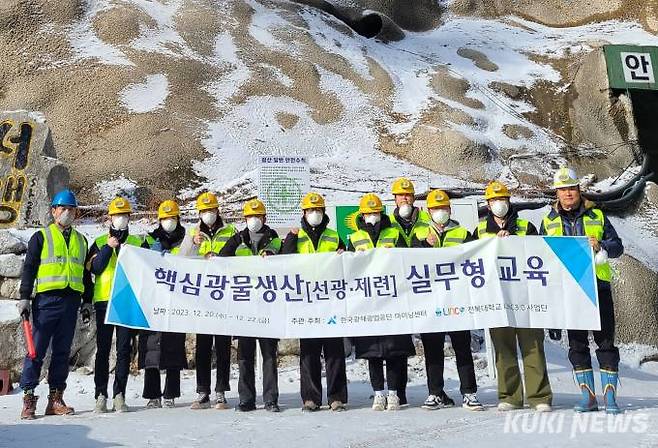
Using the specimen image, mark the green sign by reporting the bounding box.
[604,45,658,90]
[335,205,393,246]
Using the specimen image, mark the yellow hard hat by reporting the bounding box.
[301,192,325,210]
[552,167,580,190]
[158,200,180,219]
[108,197,132,215]
[196,192,219,211]
[484,181,511,200]
[391,177,415,195]
[243,198,266,217]
[426,189,450,208]
[359,193,383,214]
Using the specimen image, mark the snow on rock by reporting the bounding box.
[95,176,140,204]
[119,74,170,113]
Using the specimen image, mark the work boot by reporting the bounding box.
[601,369,622,414]
[190,393,211,410]
[302,400,320,412]
[574,369,598,412]
[94,394,108,413]
[21,391,38,420]
[45,389,75,415]
[214,392,229,410]
[113,393,129,413]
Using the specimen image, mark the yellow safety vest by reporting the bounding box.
[542,208,612,282]
[36,224,87,294]
[191,224,237,256]
[428,225,469,248]
[349,227,400,251]
[477,218,529,239]
[236,236,282,256]
[389,210,432,246]
[92,234,143,303]
[297,228,340,253]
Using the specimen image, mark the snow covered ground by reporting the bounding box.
[1,342,657,447]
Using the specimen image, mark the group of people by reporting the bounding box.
[17,166,624,420]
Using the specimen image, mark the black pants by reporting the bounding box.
[300,338,347,405]
[568,284,620,371]
[237,337,278,404]
[195,334,231,394]
[143,368,181,399]
[368,357,406,393]
[94,304,135,399]
[421,331,477,396]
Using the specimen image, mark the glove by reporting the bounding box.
[548,329,562,341]
[80,303,93,324]
[17,299,30,318]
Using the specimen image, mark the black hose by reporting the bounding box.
[582,154,650,202]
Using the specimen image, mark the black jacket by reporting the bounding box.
[138,222,188,370]
[411,219,474,247]
[346,213,414,359]
[219,225,280,257]
[20,227,93,303]
[280,214,346,254]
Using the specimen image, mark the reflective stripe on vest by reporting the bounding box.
[389,210,431,245]
[191,224,237,256]
[349,227,400,251]
[92,234,143,303]
[429,226,468,248]
[477,219,529,239]
[236,237,282,257]
[297,228,340,253]
[36,224,87,293]
[542,209,611,282]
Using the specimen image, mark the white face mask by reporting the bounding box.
[491,200,509,218]
[363,214,381,226]
[111,215,129,230]
[57,210,75,227]
[305,211,323,227]
[431,209,450,225]
[246,217,263,233]
[398,204,413,219]
[161,218,177,233]
[200,211,217,227]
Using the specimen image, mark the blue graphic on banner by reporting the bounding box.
[542,237,597,306]
[107,263,150,328]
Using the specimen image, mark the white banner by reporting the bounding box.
[106,237,601,337]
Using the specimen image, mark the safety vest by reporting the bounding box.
[297,228,340,253]
[428,225,469,248]
[36,224,87,294]
[389,209,432,246]
[235,235,282,256]
[92,234,143,303]
[477,218,529,239]
[144,235,182,254]
[349,227,400,251]
[191,224,237,256]
[542,208,612,282]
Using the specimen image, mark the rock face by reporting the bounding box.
[0,111,70,229]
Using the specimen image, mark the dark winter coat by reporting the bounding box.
[280,213,346,254]
[347,213,415,359]
[138,222,188,370]
[218,225,280,256]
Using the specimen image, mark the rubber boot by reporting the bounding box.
[574,369,598,412]
[601,369,622,414]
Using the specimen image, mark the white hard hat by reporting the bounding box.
[552,167,580,190]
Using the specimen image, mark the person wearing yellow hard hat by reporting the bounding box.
[473,181,553,413]
[139,199,188,410]
[86,197,143,413]
[410,189,483,411]
[280,192,348,412]
[177,192,238,411]
[541,167,624,414]
[219,198,282,412]
[347,193,412,412]
[389,177,432,247]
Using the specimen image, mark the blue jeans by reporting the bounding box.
[20,292,81,391]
